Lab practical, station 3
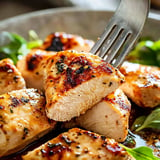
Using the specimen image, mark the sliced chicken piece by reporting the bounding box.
[22,128,135,160]
[17,49,55,90]
[0,58,25,94]
[120,61,160,108]
[39,32,94,52]
[66,89,131,142]
[43,50,124,121]
[0,88,56,157]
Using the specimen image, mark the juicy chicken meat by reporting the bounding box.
[120,61,160,108]
[0,88,56,157]
[0,58,25,94]
[66,89,131,142]
[39,32,94,52]
[43,50,124,121]
[22,128,135,160]
[18,49,124,121]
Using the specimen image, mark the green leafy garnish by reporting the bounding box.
[131,116,146,131]
[120,145,160,160]
[126,40,160,67]
[132,107,160,132]
[0,30,42,64]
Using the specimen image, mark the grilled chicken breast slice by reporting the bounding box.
[120,61,160,108]
[22,128,135,160]
[0,88,56,157]
[0,58,25,94]
[68,89,131,142]
[39,32,94,52]
[43,50,124,121]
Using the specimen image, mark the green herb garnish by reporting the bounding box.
[0,30,42,64]
[120,145,159,160]
[126,40,160,67]
[132,107,160,132]
[131,116,146,131]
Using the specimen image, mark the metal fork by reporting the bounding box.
[90,0,150,67]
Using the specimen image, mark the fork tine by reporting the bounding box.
[112,37,136,67]
[98,25,123,58]
[90,0,149,67]
[103,29,132,63]
[90,22,117,55]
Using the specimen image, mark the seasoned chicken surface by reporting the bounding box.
[17,49,54,90]
[71,89,131,142]
[43,50,124,121]
[120,61,160,108]
[0,58,25,94]
[39,32,94,52]
[22,128,135,160]
[0,89,56,157]
[17,32,94,90]
[18,49,124,121]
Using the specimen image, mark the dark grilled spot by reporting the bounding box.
[10,97,20,107]
[20,97,29,104]
[27,54,43,71]
[0,64,14,73]
[61,135,73,145]
[101,135,106,141]
[46,37,63,51]
[13,76,19,83]
[75,67,84,74]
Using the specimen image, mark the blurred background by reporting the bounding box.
[0,0,160,20]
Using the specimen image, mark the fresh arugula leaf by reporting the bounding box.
[0,31,42,64]
[126,40,160,67]
[120,145,160,160]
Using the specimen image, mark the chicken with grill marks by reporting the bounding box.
[120,61,160,108]
[0,58,25,94]
[22,128,135,160]
[43,50,124,121]
[0,88,56,157]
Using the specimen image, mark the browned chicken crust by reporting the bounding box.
[120,61,160,107]
[39,32,94,52]
[17,49,54,90]
[0,89,56,157]
[18,49,124,121]
[43,50,124,121]
[0,58,25,94]
[22,128,135,160]
[17,32,94,90]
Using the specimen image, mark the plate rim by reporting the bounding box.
[0,7,159,27]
